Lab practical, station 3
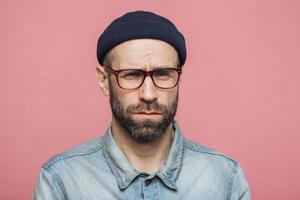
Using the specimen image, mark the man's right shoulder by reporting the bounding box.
[42,135,106,170]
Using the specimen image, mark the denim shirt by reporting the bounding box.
[33,122,250,200]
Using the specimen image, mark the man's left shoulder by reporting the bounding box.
[183,138,238,168]
[179,138,250,199]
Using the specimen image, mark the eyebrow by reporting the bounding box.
[114,65,177,71]
[151,66,171,70]
[148,65,180,70]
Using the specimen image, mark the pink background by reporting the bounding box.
[1,0,300,199]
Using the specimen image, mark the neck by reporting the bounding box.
[111,118,174,174]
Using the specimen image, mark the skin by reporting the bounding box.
[96,39,180,173]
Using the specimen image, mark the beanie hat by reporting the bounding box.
[97,11,186,66]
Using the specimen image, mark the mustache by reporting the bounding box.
[126,102,168,113]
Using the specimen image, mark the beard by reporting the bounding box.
[109,82,178,143]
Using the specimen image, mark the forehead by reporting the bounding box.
[108,39,178,70]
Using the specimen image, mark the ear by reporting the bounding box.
[96,66,110,96]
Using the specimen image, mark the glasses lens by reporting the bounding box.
[153,69,179,88]
[118,69,144,89]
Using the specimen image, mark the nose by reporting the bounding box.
[138,76,158,103]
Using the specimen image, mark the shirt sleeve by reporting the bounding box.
[229,164,251,200]
[32,168,65,200]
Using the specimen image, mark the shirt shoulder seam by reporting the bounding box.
[226,161,239,200]
[42,167,68,198]
[42,142,104,170]
[183,138,237,164]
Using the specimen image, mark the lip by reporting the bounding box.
[132,112,162,119]
[134,112,161,115]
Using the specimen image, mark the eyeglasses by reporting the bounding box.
[105,67,182,90]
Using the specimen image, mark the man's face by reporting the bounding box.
[106,39,180,142]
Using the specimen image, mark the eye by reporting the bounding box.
[154,69,173,80]
[155,69,170,76]
[119,70,143,80]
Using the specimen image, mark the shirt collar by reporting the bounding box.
[102,121,184,190]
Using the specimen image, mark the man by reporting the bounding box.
[33,11,250,199]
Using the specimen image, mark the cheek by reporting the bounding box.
[115,89,140,107]
[109,77,136,105]
[122,94,139,107]
[157,90,178,105]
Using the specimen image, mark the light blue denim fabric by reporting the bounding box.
[33,121,250,200]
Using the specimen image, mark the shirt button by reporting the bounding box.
[145,179,151,186]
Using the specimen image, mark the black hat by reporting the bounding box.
[97,11,186,66]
